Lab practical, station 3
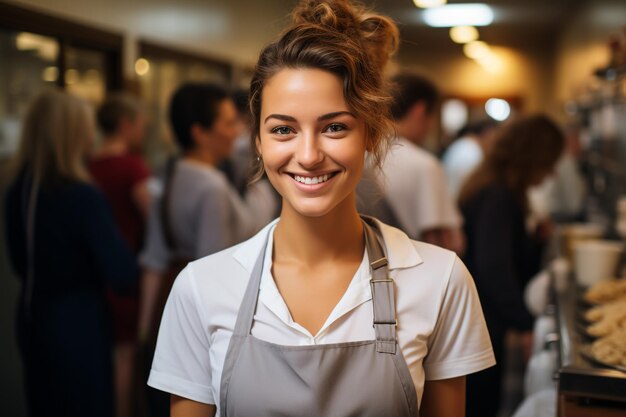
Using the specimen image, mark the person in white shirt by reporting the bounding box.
[148,2,495,416]
[368,73,464,253]
[443,120,499,201]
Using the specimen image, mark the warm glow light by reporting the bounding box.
[450,26,479,44]
[16,32,58,61]
[477,52,504,73]
[413,0,446,8]
[65,69,79,85]
[135,58,150,76]
[463,41,490,59]
[485,98,511,121]
[422,3,494,27]
[42,66,58,82]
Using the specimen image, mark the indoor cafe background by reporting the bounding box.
[1,0,625,415]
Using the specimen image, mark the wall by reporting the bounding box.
[553,0,626,109]
[4,0,290,77]
[397,44,558,116]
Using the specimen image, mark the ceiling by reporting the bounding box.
[373,0,580,52]
[4,0,593,64]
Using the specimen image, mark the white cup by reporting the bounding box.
[560,223,604,262]
[573,240,623,287]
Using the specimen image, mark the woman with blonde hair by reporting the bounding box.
[458,114,565,417]
[148,1,495,416]
[4,89,138,417]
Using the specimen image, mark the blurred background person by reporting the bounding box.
[458,114,565,417]
[88,93,151,417]
[4,90,138,417]
[528,123,587,225]
[362,72,463,253]
[138,83,277,417]
[221,88,258,196]
[443,119,500,201]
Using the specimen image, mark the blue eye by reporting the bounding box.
[271,126,293,135]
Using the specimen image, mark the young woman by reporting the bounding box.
[458,114,565,417]
[4,90,138,417]
[148,1,495,416]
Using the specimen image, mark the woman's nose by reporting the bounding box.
[295,132,324,168]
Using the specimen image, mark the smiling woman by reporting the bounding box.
[259,68,367,218]
[147,1,496,417]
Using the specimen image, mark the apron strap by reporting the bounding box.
[231,234,269,337]
[362,217,397,354]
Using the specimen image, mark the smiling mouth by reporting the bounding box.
[288,172,339,185]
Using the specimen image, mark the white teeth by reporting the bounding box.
[293,174,333,185]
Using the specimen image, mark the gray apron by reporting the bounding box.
[219,217,418,417]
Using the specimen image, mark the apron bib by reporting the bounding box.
[220,217,418,416]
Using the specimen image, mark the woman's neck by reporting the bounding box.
[273,194,364,267]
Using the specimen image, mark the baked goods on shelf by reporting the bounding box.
[583,278,626,304]
[590,327,626,367]
[585,298,626,337]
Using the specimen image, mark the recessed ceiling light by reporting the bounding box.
[485,98,511,121]
[463,40,491,59]
[135,58,150,76]
[450,26,479,44]
[413,0,446,8]
[423,3,494,27]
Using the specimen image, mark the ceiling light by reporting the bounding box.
[463,40,490,59]
[42,66,58,82]
[450,26,479,44]
[413,0,446,8]
[65,69,79,85]
[485,98,511,121]
[422,3,494,27]
[477,53,504,73]
[135,58,150,76]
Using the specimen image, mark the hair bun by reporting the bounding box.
[291,0,399,71]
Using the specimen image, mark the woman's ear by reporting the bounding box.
[255,135,262,158]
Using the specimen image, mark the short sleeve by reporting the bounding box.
[415,160,463,233]
[423,256,496,381]
[148,266,215,404]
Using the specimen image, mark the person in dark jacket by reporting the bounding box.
[458,114,565,417]
[4,90,138,417]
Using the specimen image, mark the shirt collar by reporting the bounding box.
[232,217,423,273]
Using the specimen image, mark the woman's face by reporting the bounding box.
[258,68,367,218]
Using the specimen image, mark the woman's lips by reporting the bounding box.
[288,171,339,192]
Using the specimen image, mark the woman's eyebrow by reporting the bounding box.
[318,111,355,121]
[264,111,355,124]
[264,114,296,124]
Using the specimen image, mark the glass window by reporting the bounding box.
[0,30,59,157]
[65,45,107,105]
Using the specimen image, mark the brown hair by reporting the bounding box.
[248,0,399,181]
[458,114,565,212]
[97,93,142,136]
[12,89,93,187]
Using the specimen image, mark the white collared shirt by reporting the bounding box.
[148,218,495,414]
[382,138,463,239]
